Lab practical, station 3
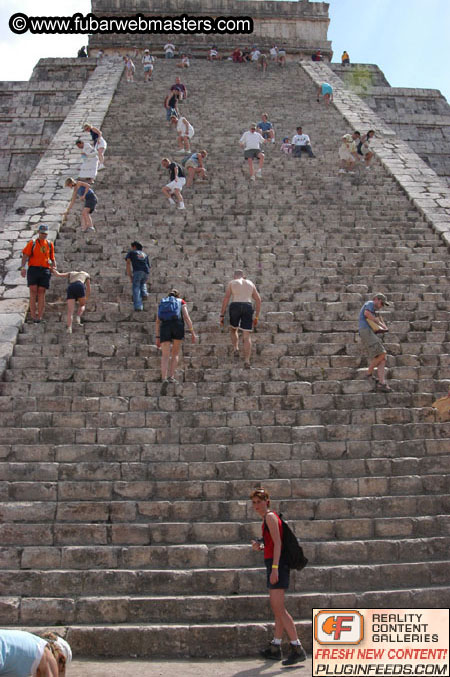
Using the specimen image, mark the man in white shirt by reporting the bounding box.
[164,43,175,59]
[291,126,315,158]
[142,49,155,81]
[239,123,266,181]
[220,269,262,369]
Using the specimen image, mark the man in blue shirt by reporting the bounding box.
[359,293,392,392]
[257,113,275,144]
[125,241,150,311]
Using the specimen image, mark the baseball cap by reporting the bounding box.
[374,293,390,306]
[250,122,257,129]
[38,224,49,233]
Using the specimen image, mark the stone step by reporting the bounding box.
[2,535,450,571]
[2,559,448,596]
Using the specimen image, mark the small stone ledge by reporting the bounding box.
[0,58,124,377]
[301,61,450,246]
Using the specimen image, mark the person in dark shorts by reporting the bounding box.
[239,123,266,181]
[20,224,56,323]
[125,241,150,311]
[359,293,392,392]
[220,270,261,368]
[52,269,91,334]
[250,488,307,666]
[155,289,197,395]
[64,177,97,232]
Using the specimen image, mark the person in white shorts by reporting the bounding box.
[174,115,195,152]
[83,124,107,169]
[141,49,155,82]
[338,131,360,174]
[240,123,266,181]
[161,157,186,210]
[220,269,262,368]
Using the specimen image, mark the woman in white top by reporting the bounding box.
[0,629,71,677]
[52,269,91,333]
[175,116,195,152]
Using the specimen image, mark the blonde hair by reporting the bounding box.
[65,177,76,187]
[40,632,68,675]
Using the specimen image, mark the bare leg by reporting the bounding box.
[66,298,76,330]
[168,339,182,378]
[269,589,298,642]
[37,287,46,320]
[230,327,239,352]
[247,157,254,178]
[242,330,252,364]
[160,342,172,380]
[186,167,195,188]
[29,285,38,319]
[258,153,264,170]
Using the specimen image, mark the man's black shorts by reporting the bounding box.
[229,302,253,331]
[27,266,51,289]
[160,319,185,343]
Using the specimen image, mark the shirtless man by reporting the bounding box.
[220,270,261,368]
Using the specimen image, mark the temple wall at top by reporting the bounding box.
[88,0,332,58]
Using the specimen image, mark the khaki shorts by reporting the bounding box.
[359,327,386,360]
[184,159,198,169]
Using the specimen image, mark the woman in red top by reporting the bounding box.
[250,487,306,666]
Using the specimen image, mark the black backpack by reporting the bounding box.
[264,513,308,571]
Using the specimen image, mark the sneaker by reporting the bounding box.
[86,226,95,231]
[168,198,176,206]
[256,169,262,178]
[134,307,143,312]
[98,163,105,170]
[75,316,81,325]
[282,644,307,666]
[33,319,41,324]
[66,327,72,334]
[244,362,251,369]
[377,382,392,392]
[160,379,169,396]
[176,149,186,154]
[178,203,186,210]
[260,643,281,661]
[250,175,256,181]
[168,376,178,383]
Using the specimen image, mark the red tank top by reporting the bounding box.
[262,511,283,559]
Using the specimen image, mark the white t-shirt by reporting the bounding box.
[240,130,265,150]
[177,118,194,138]
[270,47,278,57]
[164,43,175,55]
[292,133,311,146]
[251,50,261,61]
[142,55,154,66]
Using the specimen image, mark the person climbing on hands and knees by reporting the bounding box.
[250,488,307,666]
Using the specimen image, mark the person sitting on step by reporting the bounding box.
[184,150,208,187]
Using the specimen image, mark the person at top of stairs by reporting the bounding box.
[220,269,261,369]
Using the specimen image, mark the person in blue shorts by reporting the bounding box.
[317,82,333,105]
[257,113,275,144]
[0,629,72,676]
[64,177,97,232]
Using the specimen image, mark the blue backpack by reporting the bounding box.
[158,296,182,321]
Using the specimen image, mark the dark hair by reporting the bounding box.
[75,139,83,145]
[354,131,361,137]
[131,241,143,250]
[367,130,375,136]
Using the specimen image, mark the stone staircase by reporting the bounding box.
[1,58,450,657]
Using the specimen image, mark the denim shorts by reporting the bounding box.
[265,558,290,589]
